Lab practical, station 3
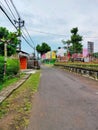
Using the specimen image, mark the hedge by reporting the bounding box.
[0,57,20,83]
[0,56,4,83]
[6,58,20,76]
[54,62,98,71]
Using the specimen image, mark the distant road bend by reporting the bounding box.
[27,66,98,130]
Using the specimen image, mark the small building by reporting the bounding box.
[17,51,29,70]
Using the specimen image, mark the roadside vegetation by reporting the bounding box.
[0,71,40,130]
[0,56,20,90]
[54,62,98,71]
[0,76,22,91]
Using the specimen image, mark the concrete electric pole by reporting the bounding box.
[14,18,24,51]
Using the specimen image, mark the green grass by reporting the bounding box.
[0,71,40,129]
[0,77,19,91]
[0,74,25,91]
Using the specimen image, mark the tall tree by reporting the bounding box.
[36,42,51,56]
[62,39,71,54]
[0,27,19,56]
[70,27,83,54]
[62,27,83,55]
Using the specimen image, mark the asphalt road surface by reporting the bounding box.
[27,66,98,130]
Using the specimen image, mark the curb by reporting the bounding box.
[0,74,31,103]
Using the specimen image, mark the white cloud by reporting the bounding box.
[0,0,98,53]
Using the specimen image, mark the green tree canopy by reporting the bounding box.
[36,42,51,56]
[62,27,83,55]
[93,52,98,58]
[0,27,19,56]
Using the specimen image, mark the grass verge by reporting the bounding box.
[0,74,25,91]
[0,71,40,130]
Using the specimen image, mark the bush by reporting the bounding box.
[0,56,4,83]
[42,59,56,64]
[6,58,20,76]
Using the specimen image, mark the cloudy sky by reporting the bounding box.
[0,0,98,53]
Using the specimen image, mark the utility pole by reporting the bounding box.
[14,18,24,51]
[0,39,10,76]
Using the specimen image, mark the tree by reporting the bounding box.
[36,42,51,56]
[93,52,98,58]
[62,39,71,54]
[62,27,83,55]
[0,27,19,56]
[70,27,83,54]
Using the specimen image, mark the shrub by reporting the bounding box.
[0,56,4,83]
[6,58,20,76]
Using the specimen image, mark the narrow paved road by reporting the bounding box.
[27,66,98,130]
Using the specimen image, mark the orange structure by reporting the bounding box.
[17,50,29,70]
[20,57,27,70]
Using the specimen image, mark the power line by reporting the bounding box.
[4,0,17,21]
[0,5,17,29]
[9,0,34,51]
[21,29,31,44]
[0,5,35,51]
[9,0,36,51]
[33,30,66,37]
[83,36,98,39]
[22,27,36,55]
[0,1,15,21]
[24,26,36,47]
[9,0,20,18]
[22,35,35,50]
[33,30,98,39]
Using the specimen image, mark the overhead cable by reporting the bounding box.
[4,0,17,21]
[0,5,35,50]
[9,0,20,18]
[22,35,35,50]
[0,1,14,21]
[0,5,17,29]
[24,26,36,47]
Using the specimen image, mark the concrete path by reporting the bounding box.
[0,69,36,103]
[27,66,98,130]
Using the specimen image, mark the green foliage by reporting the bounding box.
[36,42,51,55]
[0,27,9,38]
[63,27,83,54]
[0,71,40,123]
[36,44,41,53]
[54,62,98,71]
[0,56,19,86]
[0,27,19,56]
[0,56,4,83]
[6,58,20,76]
[62,40,71,53]
[0,76,21,91]
[93,52,98,58]
[70,27,83,54]
[0,57,20,84]
[42,59,56,64]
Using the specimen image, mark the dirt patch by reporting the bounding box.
[0,89,32,130]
